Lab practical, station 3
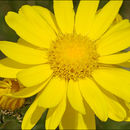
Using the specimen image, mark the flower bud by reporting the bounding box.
[0,79,25,111]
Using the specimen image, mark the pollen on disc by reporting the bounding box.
[48,34,99,81]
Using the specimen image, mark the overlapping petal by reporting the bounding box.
[102,90,126,121]
[98,19,130,41]
[17,38,37,48]
[5,5,56,48]
[0,41,47,65]
[67,80,86,114]
[79,78,108,121]
[96,28,130,56]
[98,52,130,64]
[17,64,52,87]
[32,6,59,33]
[6,81,49,98]
[75,0,99,35]
[46,95,66,129]
[60,102,95,129]
[0,58,30,78]
[38,78,66,108]
[88,0,123,40]
[93,68,130,102]
[22,95,46,129]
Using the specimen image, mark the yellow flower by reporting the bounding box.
[0,79,25,111]
[0,0,130,129]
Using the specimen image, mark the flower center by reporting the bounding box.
[48,34,99,81]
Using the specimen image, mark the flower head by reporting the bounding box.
[48,34,99,81]
[0,0,130,129]
[0,79,25,111]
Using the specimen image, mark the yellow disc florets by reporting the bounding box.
[48,34,99,81]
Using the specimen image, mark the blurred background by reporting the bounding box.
[0,0,130,129]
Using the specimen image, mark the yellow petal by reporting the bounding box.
[98,52,130,64]
[67,80,86,114]
[88,0,123,40]
[92,68,130,102]
[102,89,126,121]
[38,78,66,108]
[0,58,29,78]
[60,102,95,129]
[17,64,52,87]
[6,6,56,48]
[17,38,36,48]
[98,20,130,41]
[6,81,49,98]
[79,78,108,121]
[6,12,46,48]
[0,41,47,65]
[54,0,74,34]
[77,104,95,129]
[75,0,99,35]
[32,6,59,33]
[22,95,46,129]
[46,96,66,129]
[97,28,130,56]
[19,5,56,43]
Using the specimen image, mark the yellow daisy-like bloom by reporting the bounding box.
[0,0,130,129]
[0,79,25,111]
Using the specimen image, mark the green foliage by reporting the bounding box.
[96,117,130,129]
